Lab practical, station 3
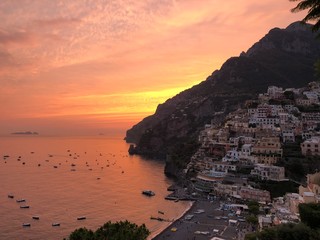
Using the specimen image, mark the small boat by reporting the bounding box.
[32,216,40,220]
[52,223,60,227]
[8,194,14,199]
[142,190,155,197]
[77,216,86,220]
[20,205,30,209]
[16,199,26,203]
[150,216,164,221]
[158,211,164,215]
[22,223,31,227]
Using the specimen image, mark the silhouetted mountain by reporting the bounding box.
[126,22,320,175]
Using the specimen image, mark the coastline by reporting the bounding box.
[149,200,195,240]
[150,198,246,240]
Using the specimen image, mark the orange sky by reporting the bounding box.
[0,0,306,136]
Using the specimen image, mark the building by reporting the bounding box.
[301,137,320,156]
[212,162,237,172]
[282,129,295,143]
[251,164,286,181]
[258,215,273,230]
[222,150,239,162]
[267,86,283,99]
[252,137,283,156]
[299,172,320,203]
[239,186,271,202]
[194,170,226,192]
[213,182,240,197]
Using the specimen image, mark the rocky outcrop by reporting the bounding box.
[126,22,320,176]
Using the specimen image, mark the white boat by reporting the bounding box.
[16,199,26,203]
[22,223,31,227]
[77,216,86,220]
[32,216,40,220]
[52,223,60,227]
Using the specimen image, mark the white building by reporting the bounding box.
[267,86,283,99]
[222,149,239,162]
[250,164,286,181]
[301,137,320,156]
[282,129,295,143]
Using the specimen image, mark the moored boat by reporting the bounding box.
[32,216,40,220]
[20,205,30,209]
[77,216,86,220]
[8,194,14,199]
[16,199,26,203]
[142,190,155,197]
[52,223,60,226]
[22,223,31,227]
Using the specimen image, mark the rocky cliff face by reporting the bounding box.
[126,22,320,175]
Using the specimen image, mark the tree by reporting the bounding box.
[290,0,320,34]
[68,228,94,240]
[299,203,320,229]
[67,220,150,240]
[245,223,319,240]
[248,201,260,215]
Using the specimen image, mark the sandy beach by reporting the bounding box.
[152,199,247,240]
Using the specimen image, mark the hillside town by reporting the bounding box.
[181,82,320,236]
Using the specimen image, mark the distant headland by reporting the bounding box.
[11,131,39,135]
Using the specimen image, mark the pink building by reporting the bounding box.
[240,187,271,202]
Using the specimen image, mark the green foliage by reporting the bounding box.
[290,0,320,35]
[298,104,320,112]
[169,139,200,169]
[284,90,295,100]
[257,180,299,199]
[246,215,258,225]
[67,220,150,240]
[299,203,320,229]
[68,228,94,240]
[248,201,260,215]
[245,223,319,240]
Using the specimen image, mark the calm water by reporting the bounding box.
[0,135,189,240]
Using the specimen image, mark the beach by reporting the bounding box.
[153,199,248,240]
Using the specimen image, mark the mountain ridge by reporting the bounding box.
[126,22,320,175]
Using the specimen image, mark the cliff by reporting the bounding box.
[126,22,320,176]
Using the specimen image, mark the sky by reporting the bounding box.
[0,0,306,136]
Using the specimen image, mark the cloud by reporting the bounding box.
[33,17,82,28]
[0,48,14,68]
[0,29,36,47]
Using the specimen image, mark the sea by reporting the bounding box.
[0,135,190,240]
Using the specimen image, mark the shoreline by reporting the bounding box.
[150,198,246,240]
[149,200,195,240]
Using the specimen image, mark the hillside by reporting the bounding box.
[126,22,320,173]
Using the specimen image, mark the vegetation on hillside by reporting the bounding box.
[245,203,320,240]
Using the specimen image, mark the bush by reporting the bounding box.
[67,220,150,240]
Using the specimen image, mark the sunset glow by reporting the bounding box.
[0,0,306,135]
